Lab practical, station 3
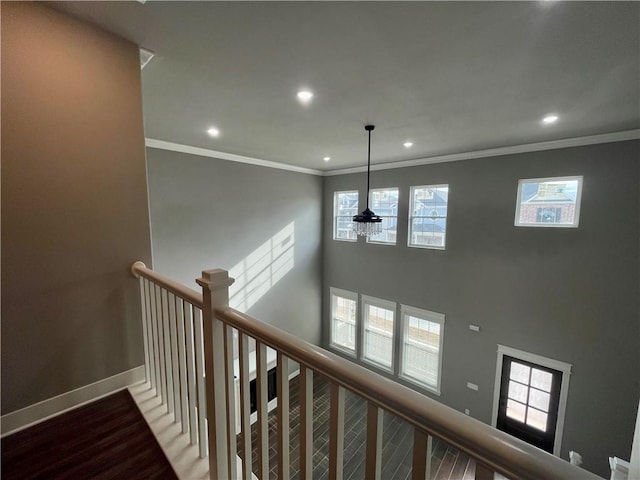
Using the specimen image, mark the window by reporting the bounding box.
[329,288,358,355]
[361,295,396,370]
[367,188,399,245]
[408,185,449,249]
[333,191,359,241]
[515,176,583,227]
[399,305,444,394]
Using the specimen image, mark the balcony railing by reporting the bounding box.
[131,261,601,480]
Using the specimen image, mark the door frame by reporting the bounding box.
[491,345,572,457]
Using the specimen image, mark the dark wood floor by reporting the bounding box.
[1,389,177,480]
[237,374,475,480]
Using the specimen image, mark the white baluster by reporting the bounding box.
[329,383,345,480]
[193,307,208,458]
[183,302,198,446]
[299,366,313,479]
[365,403,383,480]
[256,341,269,479]
[239,333,253,480]
[168,293,180,422]
[151,283,161,396]
[224,324,237,479]
[138,277,150,385]
[162,289,174,414]
[277,352,290,480]
[156,286,167,406]
[176,297,189,433]
[144,279,156,392]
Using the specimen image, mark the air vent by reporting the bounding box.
[139,47,154,69]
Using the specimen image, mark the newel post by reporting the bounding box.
[196,269,235,480]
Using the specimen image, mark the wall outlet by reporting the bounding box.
[464,409,470,415]
[469,324,480,332]
[467,382,479,391]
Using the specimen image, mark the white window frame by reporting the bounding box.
[491,345,572,457]
[333,190,358,242]
[514,176,583,228]
[399,305,445,395]
[329,287,358,357]
[408,184,449,250]
[360,295,396,372]
[366,187,399,245]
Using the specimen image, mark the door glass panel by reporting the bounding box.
[506,399,526,422]
[497,354,566,454]
[510,362,530,384]
[526,408,548,431]
[530,369,553,392]
[507,380,528,403]
[529,388,550,412]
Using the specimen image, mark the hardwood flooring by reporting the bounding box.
[237,374,474,480]
[1,389,177,480]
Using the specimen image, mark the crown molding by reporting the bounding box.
[323,129,640,176]
[146,130,639,177]
[145,139,324,176]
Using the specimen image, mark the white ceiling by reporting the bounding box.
[51,1,640,172]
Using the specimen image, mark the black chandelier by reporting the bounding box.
[352,125,382,237]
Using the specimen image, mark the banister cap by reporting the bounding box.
[131,261,147,278]
[196,268,235,289]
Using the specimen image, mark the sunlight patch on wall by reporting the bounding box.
[229,222,295,312]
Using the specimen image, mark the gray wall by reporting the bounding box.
[1,3,152,414]
[146,148,322,346]
[323,140,639,477]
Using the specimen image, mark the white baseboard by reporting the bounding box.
[1,365,146,436]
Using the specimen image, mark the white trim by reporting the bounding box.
[514,175,583,228]
[399,305,445,395]
[1,366,146,436]
[333,190,359,242]
[329,287,359,357]
[145,138,323,176]
[491,345,572,457]
[324,129,640,176]
[360,295,396,372]
[148,130,639,178]
[366,187,399,246]
[408,184,449,250]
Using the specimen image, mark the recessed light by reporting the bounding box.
[207,126,220,137]
[403,141,414,148]
[297,89,314,104]
[541,114,559,125]
[323,156,331,162]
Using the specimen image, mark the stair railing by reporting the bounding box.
[131,261,602,480]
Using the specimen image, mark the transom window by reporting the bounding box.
[399,305,445,394]
[408,185,449,249]
[333,191,359,241]
[367,188,399,245]
[329,288,357,355]
[515,176,583,227]
[361,295,396,370]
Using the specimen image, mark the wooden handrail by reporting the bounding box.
[216,306,601,480]
[131,261,203,308]
[131,261,601,480]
